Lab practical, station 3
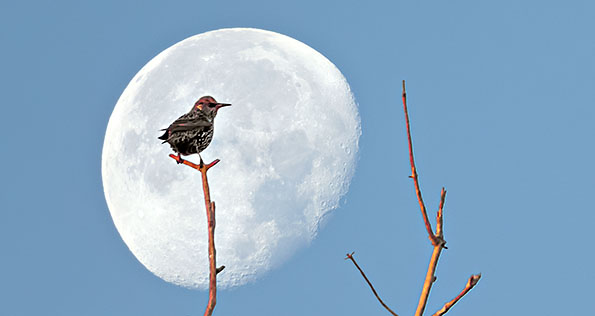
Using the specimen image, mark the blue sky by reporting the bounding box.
[2,1,594,315]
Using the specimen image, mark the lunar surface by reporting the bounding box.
[102,28,360,289]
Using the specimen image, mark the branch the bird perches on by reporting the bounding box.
[345,81,480,316]
[169,154,224,316]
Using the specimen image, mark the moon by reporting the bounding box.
[102,28,360,289]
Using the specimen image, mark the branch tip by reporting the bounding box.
[402,80,406,96]
[469,274,481,286]
[346,253,399,316]
[206,159,220,170]
[402,84,437,244]
[431,274,482,316]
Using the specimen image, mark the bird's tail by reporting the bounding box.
[158,129,169,142]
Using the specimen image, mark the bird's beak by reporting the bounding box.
[215,103,231,110]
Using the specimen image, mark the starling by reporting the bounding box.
[158,96,231,163]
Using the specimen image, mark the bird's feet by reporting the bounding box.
[199,154,205,168]
[176,153,184,164]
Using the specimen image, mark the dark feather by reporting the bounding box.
[168,118,212,133]
[157,112,212,142]
[158,129,169,141]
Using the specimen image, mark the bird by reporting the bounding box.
[158,96,231,164]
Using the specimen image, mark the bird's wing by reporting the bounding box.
[167,116,212,133]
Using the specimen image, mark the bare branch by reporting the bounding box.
[432,274,482,316]
[169,154,221,316]
[402,81,449,316]
[414,243,445,316]
[346,82,480,316]
[402,80,439,246]
[413,188,447,316]
[345,252,399,316]
[170,154,220,171]
[436,188,446,239]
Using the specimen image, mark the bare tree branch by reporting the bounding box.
[402,81,447,315]
[432,274,482,316]
[169,154,221,316]
[414,240,445,316]
[346,81,480,316]
[345,252,399,316]
[436,188,446,242]
[402,80,440,246]
[402,81,478,316]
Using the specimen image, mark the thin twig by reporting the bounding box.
[402,81,439,246]
[436,188,446,240]
[170,154,220,171]
[345,252,398,316]
[345,252,399,316]
[169,154,220,316]
[432,274,482,316]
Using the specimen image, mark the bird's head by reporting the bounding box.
[193,96,231,118]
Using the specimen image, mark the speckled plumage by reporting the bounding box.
[158,96,230,158]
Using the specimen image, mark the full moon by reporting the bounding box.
[102,28,360,289]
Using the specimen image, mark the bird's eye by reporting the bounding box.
[208,103,216,107]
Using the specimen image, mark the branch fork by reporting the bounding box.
[345,81,480,316]
[169,154,222,316]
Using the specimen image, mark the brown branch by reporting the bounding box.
[345,81,480,316]
[414,241,445,316]
[432,274,482,316]
[436,188,446,241]
[402,81,448,316]
[345,252,399,316]
[402,81,479,316]
[402,80,439,246]
[169,154,220,316]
